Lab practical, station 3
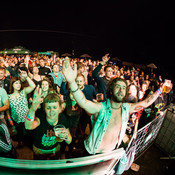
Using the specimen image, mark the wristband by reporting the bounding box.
[26,114,35,121]
[156,89,162,96]
[70,87,79,93]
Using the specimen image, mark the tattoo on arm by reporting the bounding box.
[146,93,157,104]
[134,105,144,112]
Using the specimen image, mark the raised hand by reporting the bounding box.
[32,85,44,109]
[19,69,28,79]
[62,57,77,84]
[101,53,110,65]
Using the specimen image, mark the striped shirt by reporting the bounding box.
[0,123,12,153]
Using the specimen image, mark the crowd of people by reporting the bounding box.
[0,53,174,164]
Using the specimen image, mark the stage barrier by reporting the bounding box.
[126,110,167,159]
[0,110,167,175]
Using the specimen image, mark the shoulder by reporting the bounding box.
[4,78,11,83]
[45,66,52,70]
[85,84,95,90]
[58,113,69,128]
[0,87,6,93]
[0,88,8,98]
[88,84,95,89]
[49,72,54,76]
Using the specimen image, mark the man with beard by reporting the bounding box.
[62,56,166,155]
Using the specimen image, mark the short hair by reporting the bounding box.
[76,73,85,81]
[104,65,112,72]
[106,77,129,101]
[44,93,61,106]
[77,62,85,70]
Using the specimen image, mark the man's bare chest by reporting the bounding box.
[103,109,122,140]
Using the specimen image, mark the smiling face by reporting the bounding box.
[112,81,127,102]
[53,65,59,73]
[41,80,49,92]
[45,102,61,119]
[13,80,21,91]
[76,74,85,90]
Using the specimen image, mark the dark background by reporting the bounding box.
[0,1,174,80]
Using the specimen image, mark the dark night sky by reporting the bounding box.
[0,1,174,80]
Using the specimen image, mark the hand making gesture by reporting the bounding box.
[101,53,110,65]
[62,57,77,84]
[32,85,44,110]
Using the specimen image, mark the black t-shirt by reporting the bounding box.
[153,94,168,112]
[38,66,51,76]
[82,85,97,101]
[33,112,70,150]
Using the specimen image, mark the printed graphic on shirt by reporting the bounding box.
[41,129,57,147]
[155,103,165,111]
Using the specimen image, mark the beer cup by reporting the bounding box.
[163,79,171,93]
[53,124,65,137]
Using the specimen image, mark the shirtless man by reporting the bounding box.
[62,56,165,155]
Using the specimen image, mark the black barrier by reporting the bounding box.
[126,110,167,159]
[155,107,175,156]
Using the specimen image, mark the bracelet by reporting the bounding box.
[156,89,162,96]
[70,87,79,93]
[26,114,35,121]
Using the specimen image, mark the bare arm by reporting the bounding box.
[25,86,43,130]
[19,70,36,95]
[62,57,102,115]
[129,88,164,113]
[23,76,36,94]
[0,99,9,112]
[69,81,102,114]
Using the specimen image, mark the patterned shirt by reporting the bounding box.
[0,123,12,154]
[84,99,130,154]
[8,90,29,123]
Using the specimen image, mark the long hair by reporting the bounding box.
[106,77,129,102]
[41,76,55,93]
[9,77,23,94]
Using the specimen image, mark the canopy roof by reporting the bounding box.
[0,46,32,55]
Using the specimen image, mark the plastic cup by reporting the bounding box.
[163,79,171,93]
[53,124,65,137]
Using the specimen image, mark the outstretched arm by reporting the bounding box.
[62,57,102,115]
[92,53,110,79]
[129,86,165,113]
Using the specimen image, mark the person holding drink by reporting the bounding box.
[62,56,169,174]
[25,86,72,160]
